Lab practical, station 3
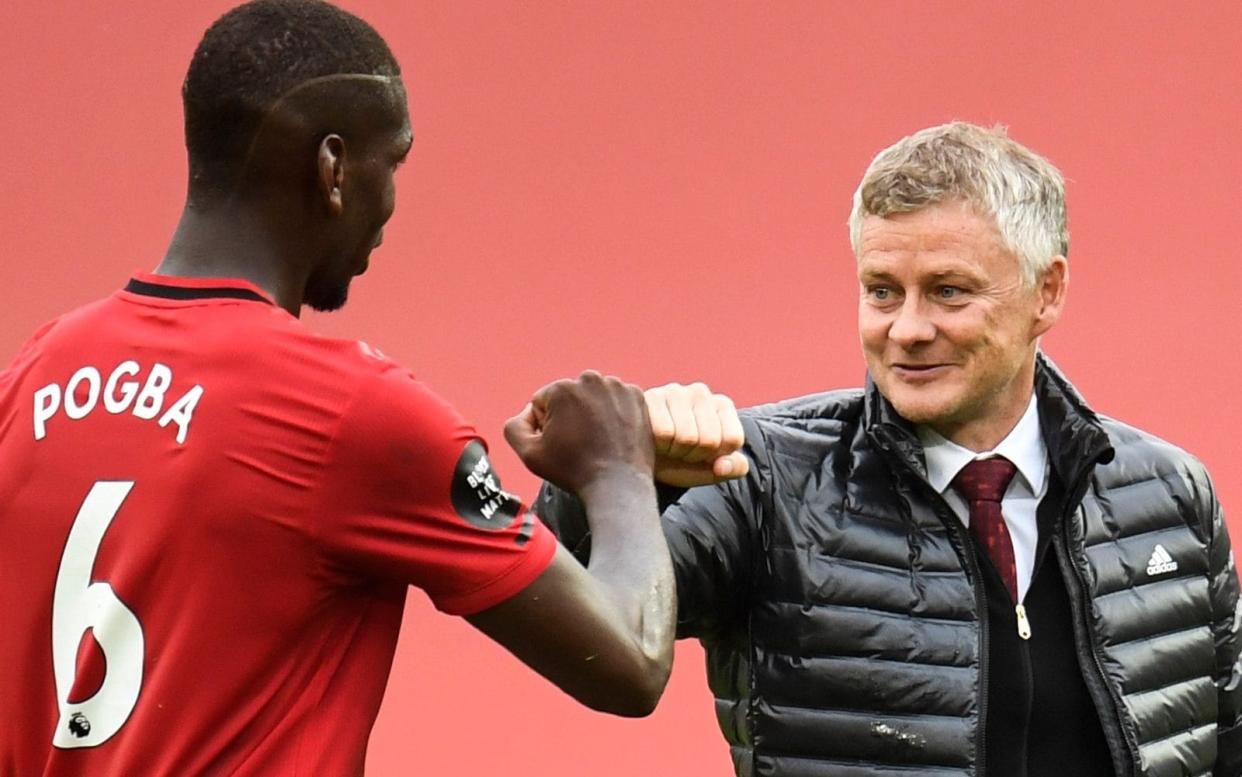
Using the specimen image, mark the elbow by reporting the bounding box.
[608,671,668,718]
[582,654,671,718]
[606,694,660,718]
[585,683,663,718]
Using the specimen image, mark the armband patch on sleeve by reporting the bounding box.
[451,440,522,531]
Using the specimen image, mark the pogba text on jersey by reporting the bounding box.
[33,360,204,444]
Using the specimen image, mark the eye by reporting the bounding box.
[867,286,892,301]
[937,286,961,299]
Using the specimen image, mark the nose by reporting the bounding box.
[888,296,936,348]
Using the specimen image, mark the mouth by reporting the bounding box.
[889,363,951,381]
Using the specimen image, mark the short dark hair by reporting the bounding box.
[182,0,401,200]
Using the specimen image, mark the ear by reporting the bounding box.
[1030,255,1068,338]
[316,134,346,216]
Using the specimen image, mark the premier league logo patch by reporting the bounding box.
[68,712,91,739]
[451,440,522,531]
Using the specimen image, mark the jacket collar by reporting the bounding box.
[863,353,1115,488]
[1030,353,1115,485]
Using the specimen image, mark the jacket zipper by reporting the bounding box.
[1014,604,1032,640]
[1018,631,1034,773]
[1056,520,1140,775]
[968,526,990,777]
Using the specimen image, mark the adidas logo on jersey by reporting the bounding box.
[1145,544,1178,577]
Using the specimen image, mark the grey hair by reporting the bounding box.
[848,122,1068,287]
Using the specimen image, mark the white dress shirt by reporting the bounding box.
[918,394,1049,602]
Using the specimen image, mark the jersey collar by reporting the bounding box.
[123,273,274,305]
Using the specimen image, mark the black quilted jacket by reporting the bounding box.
[537,358,1242,776]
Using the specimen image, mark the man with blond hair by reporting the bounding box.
[541,122,1242,775]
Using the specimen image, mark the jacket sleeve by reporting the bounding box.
[534,417,767,640]
[662,462,765,639]
[1205,472,1242,776]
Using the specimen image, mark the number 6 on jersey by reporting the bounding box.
[51,480,145,749]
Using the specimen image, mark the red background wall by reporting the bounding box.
[3,2,1240,774]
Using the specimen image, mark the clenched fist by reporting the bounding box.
[645,382,749,487]
[504,371,654,494]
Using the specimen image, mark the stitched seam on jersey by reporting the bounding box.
[115,292,275,310]
[303,368,554,613]
[434,542,555,614]
[293,368,380,776]
[303,367,376,576]
[123,278,272,304]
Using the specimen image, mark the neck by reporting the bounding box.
[156,200,307,317]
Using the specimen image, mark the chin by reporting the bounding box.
[892,402,953,427]
[881,384,962,428]
[304,281,351,313]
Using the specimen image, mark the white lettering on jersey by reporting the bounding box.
[33,361,204,444]
[131,363,172,421]
[64,367,102,420]
[358,341,387,361]
[103,360,141,413]
[158,385,204,445]
[34,384,61,439]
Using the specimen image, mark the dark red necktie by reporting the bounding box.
[952,457,1019,602]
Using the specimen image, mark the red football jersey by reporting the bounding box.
[0,274,557,776]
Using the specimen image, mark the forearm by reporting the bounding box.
[468,468,675,717]
[482,371,682,714]
[577,469,676,682]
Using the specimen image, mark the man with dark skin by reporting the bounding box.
[159,11,680,708]
[0,2,744,774]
